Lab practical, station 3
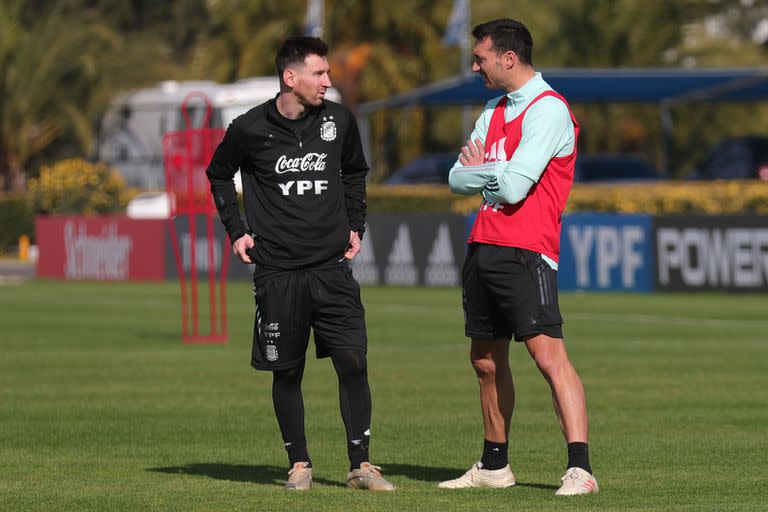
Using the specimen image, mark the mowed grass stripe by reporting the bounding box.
[0,281,765,511]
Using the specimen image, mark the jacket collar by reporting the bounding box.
[266,94,327,133]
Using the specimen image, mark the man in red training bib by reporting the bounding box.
[439,18,598,496]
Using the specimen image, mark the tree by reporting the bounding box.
[0,2,114,190]
[324,0,466,175]
[530,0,768,174]
[190,0,306,83]
[0,1,187,191]
[187,0,454,176]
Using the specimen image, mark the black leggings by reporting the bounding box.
[272,363,308,465]
[272,349,371,467]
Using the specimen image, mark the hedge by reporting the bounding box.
[369,179,768,215]
[564,179,768,215]
[0,194,34,252]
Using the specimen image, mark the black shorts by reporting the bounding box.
[250,261,367,371]
[462,243,563,342]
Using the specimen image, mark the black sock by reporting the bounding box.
[480,439,508,470]
[567,442,591,474]
[347,433,370,470]
[285,439,311,467]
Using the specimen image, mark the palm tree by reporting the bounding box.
[187,0,448,176]
[0,1,187,191]
[0,2,121,190]
[324,0,463,175]
[189,0,307,82]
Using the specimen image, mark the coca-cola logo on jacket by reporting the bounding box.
[275,153,327,174]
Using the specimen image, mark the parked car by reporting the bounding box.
[574,154,662,183]
[383,152,662,185]
[689,136,768,180]
[383,152,458,185]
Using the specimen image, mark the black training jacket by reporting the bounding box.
[206,97,368,270]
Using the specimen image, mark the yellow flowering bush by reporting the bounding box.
[26,159,137,215]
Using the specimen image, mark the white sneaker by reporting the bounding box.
[285,461,312,490]
[555,467,599,495]
[438,462,516,489]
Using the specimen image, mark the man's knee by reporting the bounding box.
[535,358,564,383]
[532,349,571,382]
[470,353,498,379]
[470,338,509,379]
[332,349,368,378]
[274,365,304,383]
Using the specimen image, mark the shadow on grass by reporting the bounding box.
[380,463,558,490]
[378,463,465,482]
[148,463,345,487]
[514,482,559,490]
[150,462,559,491]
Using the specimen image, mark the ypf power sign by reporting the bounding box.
[655,216,768,292]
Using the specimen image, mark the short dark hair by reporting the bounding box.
[472,19,533,66]
[275,36,329,76]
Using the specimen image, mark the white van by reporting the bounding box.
[97,77,342,190]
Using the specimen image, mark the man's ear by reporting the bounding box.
[503,51,518,70]
[283,68,296,87]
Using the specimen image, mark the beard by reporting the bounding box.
[299,90,325,108]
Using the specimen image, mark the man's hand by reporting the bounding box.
[232,234,254,264]
[459,138,485,166]
[344,231,361,260]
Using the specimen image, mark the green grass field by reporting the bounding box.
[1,281,766,511]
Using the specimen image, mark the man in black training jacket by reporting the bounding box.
[206,36,394,492]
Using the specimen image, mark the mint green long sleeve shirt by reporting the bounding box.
[448,73,575,268]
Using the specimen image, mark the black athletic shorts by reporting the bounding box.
[250,260,367,371]
[462,243,563,342]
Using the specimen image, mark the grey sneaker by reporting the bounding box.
[346,462,396,491]
[438,462,516,489]
[285,461,312,490]
[555,467,599,495]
